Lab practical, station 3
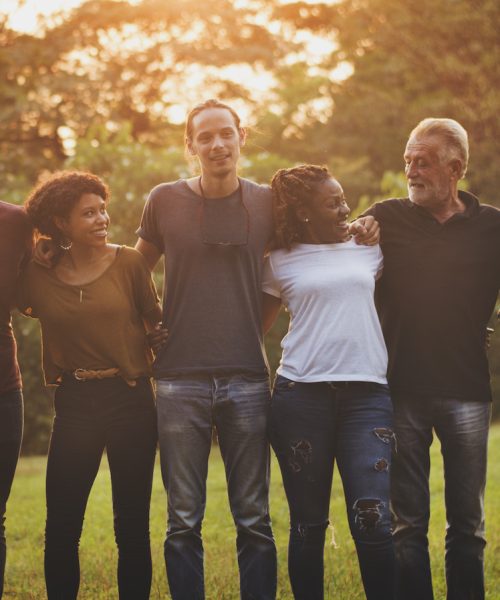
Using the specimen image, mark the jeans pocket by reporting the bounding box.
[273,374,296,392]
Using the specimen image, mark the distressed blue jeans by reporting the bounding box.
[156,374,277,600]
[270,376,395,600]
[391,395,491,600]
[0,389,23,599]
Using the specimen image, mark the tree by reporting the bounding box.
[0,0,286,198]
[274,0,500,205]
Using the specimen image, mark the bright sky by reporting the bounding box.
[5,0,337,36]
[4,0,86,32]
[4,0,349,126]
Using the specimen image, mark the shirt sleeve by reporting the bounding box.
[135,187,164,252]
[360,202,378,219]
[375,244,384,280]
[129,249,160,316]
[14,209,34,268]
[16,263,38,318]
[262,254,281,298]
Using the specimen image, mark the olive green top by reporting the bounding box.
[18,246,159,385]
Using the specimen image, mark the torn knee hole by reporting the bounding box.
[291,439,312,461]
[353,498,384,531]
[296,521,328,539]
[288,439,312,472]
[373,427,397,453]
[374,457,389,472]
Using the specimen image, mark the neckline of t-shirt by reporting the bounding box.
[405,193,477,222]
[181,178,243,201]
[292,238,359,251]
[48,244,123,288]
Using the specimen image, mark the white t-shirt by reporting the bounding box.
[262,240,388,383]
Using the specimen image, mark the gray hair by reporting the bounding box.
[409,118,469,178]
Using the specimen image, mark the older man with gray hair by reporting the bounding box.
[364,118,500,600]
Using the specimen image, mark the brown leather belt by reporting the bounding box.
[71,368,137,387]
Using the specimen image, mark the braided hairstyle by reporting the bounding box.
[270,164,331,250]
[24,171,109,247]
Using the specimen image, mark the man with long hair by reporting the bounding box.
[136,98,379,599]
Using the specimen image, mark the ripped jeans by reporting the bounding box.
[270,376,395,600]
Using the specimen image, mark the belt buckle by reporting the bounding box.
[73,369,86,381]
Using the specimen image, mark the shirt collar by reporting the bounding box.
[406,190,480,222]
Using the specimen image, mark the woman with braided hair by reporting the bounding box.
[262,165,394,599]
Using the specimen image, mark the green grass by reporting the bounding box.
[4,424,500,599]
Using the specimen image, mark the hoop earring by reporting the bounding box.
[59,238,72,250]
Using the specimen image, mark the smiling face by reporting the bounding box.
[404,134,457,209]
[56,193,109,247]
[187,107,246,180]
[302,177,351,243]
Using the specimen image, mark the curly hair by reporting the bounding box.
[270,164,331,250]
[24,171,109,245]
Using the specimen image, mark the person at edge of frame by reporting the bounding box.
[134,98,380,600]
[363,118,500,600]
[0,200,33,599]
[262,164,396,600]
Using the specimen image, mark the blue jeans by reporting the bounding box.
[44,377,157,600]
[0,390,23,599]
[156,373,277,600]
[270,376,395,600]
[391,395,491,600]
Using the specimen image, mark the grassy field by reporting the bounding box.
[3,423,500,599]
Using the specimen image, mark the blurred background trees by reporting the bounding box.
[2,0,499,452]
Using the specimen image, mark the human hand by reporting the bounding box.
[147,322,169,354]
[486,326,494,350]
[348,216,380,246]
[33,238,60,268]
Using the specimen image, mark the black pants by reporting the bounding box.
[44,376,157,600]
[0,390,23,599]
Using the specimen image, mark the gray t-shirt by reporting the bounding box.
[137,178,273,377]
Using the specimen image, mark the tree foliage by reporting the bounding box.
[0,0,286,197]
[3,0,499,451]
[273,0,500,203]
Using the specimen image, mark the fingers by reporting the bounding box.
[349,217,380,246]
[355,229,380,246]
[147,324,169,354]
[348,221,367,236]
[34,238,60,268]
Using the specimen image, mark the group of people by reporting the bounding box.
[0,98,499,600]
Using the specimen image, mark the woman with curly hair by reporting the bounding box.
[262,165,394,599]
[19,171,162,600]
